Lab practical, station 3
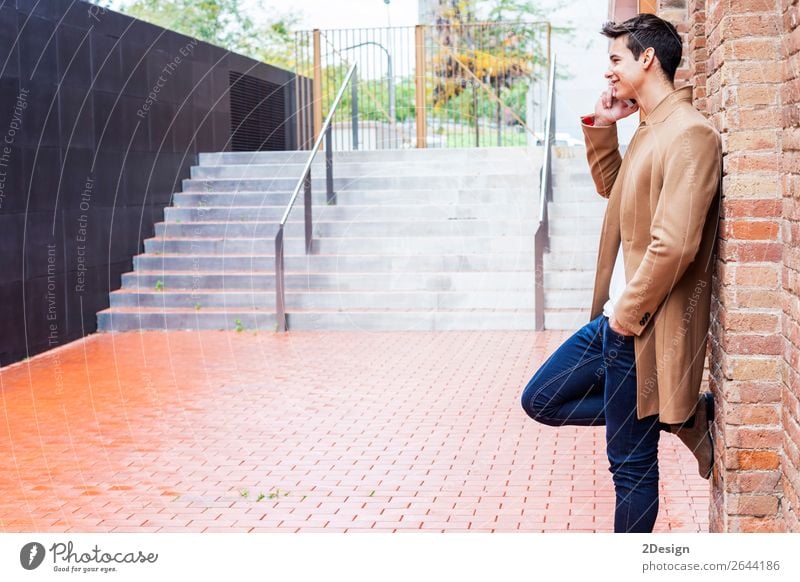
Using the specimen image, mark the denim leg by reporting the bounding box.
[520,314,607,427]
[601,315,661,533]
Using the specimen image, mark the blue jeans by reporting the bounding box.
[520,313,668,533]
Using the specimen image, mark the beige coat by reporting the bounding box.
[580,85,722,424]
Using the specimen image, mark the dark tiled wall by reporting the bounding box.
[0,0,298,365]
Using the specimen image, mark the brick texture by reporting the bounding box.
[658,0,797,531]
[779,0,800,533]
[0,331,711,533]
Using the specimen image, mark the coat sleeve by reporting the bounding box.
[613,123,722,336]
[580,114,622,198]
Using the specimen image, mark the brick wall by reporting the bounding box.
[779,0,800,532]
[703,0,787,532]
[653,0,797,531]
[686,0,709,113]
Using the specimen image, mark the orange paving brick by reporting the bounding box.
[0,330,710,533]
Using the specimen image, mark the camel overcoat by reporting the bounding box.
[580,85,722,424]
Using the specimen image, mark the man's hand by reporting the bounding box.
[594,84,639,126]
[609,315,635,337]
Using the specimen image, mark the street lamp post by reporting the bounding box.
[340,41,396,124]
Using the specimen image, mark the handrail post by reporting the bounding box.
[325,124,335,204]
[415,25,427,148]
[303,172,312,253]
[546,83,555,203]
[534,54,556,332]
[534,227,545,331]
[351,67,359,150]
[275,226,286,332]
[275,62,356,332]
[313,29,323,147]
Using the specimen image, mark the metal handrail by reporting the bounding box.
[275,62,358,332]
[533,53,556,331]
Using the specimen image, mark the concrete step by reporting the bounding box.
[551,186,604,204]
[172,188,540,207]
[543,270,595,288]
[120,270,536,292]
[191,160,540,180]
[547,200,606,219]
[198,147,540,166]
[547,234,601,252]
[97,308,277,332]
[182,174,536,193]
[108,289,535,310]
[163,204,537,223]
[543,251,597,270]
[548,217,603,236]
[133,253,536,272]
[97,307,539,332]
[551,173,594,188]
[543,288,593,309]
[543,309,592,330]
[98,306,593,332]
[144,235,533,255]
[153,220,538,238]
[284,309,538,331]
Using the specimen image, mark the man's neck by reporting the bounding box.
[636,81,677,118]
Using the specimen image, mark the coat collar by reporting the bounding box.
[642,85,693,125]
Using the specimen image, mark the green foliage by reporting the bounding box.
[423,0,575,131]
[119,0,299,69]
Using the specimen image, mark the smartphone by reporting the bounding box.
[623,98,637,107]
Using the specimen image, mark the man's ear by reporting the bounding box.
[640,47,657,71]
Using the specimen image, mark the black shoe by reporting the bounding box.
[670,392,714,479]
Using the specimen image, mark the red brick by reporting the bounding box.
[726,129,779,150]
[728,493,780,516]
[722,14,782,38]
[725,0,785,16]
[734,264,781,286]
[725,426,784,448]
[722,199,782,218]
[728,38,783,60]
[721,333,783,355]
[733,449,781,470]
[724,380,781,404]
[725,470,782,493]
[727,515,785,532]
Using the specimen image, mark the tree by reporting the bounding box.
[118,0,299,70]
[428,0,574,125]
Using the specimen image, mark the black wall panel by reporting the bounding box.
[0,0,299,365]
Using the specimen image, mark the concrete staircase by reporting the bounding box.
[97,146,604,332]
[543,149,606,329]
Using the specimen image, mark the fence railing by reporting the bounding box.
[533,54,556,331]
[295,22,550,150]
[275,63,358,332]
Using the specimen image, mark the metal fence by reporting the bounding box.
[295,22,550,150]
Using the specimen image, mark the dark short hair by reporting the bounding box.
[601,13,682,83]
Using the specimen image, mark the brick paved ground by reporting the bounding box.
[0,330,709,532]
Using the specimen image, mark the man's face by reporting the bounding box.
[604,35,648,101]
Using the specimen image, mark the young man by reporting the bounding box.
[520,13,722,533]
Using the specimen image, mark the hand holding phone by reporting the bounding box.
[594,84,639,126]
